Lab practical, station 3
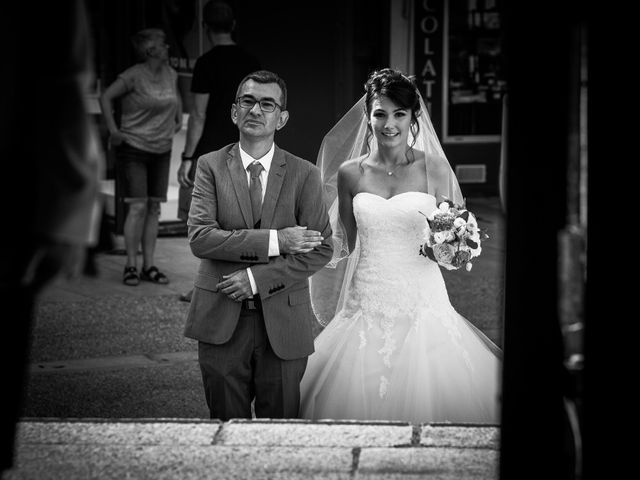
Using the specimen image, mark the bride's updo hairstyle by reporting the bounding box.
[362,68,422,162]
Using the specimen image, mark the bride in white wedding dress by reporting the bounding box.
[299,69,501,424]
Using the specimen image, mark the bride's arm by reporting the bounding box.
[337,161,359,254]
[427,154,464,206]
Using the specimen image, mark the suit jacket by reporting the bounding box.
[184,143,333,360]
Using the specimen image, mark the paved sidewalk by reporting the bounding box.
[4,419,499,479]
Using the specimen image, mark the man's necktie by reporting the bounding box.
[247,161,264,227]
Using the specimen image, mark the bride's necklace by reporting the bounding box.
[383,161,405,176]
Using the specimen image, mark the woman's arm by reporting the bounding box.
[337,161,359,254]
[174,75,183,133]
[428,154,464,206]
[178,93,209,188]
[99,77,128,146]
[183,92,208,156]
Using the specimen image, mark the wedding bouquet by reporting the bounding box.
[419,199,488,271]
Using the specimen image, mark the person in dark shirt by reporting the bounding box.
[177,0,260,302]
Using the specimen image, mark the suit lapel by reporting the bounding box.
[226,145,254,227]
[260,146,286,229]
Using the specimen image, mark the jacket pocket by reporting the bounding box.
[194,273,221,292]
[288,288,310,306]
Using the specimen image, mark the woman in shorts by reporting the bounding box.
[100,28,182,286]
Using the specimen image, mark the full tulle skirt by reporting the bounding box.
[299,299,501,423]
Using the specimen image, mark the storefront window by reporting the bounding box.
[443,0,506,142]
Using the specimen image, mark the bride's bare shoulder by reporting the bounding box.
[425,153,451,176]
[337,157,364,192]
[337,157,364,177]
[339,156,364,170]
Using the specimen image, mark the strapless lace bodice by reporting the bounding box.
[353,190,436,269]
[348,191,446,320]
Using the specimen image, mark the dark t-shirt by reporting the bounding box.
[190,44,261,157]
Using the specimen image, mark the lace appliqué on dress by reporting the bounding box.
[359,330,367,350]
[379,375,389,399]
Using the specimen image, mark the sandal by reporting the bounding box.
[141,265,169,284]
[123,266,140,286]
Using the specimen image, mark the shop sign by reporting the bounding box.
[414,0,444,134]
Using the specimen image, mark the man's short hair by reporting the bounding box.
[203,1,234,33]
[236,70,288,110]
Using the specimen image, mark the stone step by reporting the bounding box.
[6,419,500,479]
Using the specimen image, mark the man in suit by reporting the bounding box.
[184,70,333,420]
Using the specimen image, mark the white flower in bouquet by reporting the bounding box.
[438,201,451,213]
[453,217,466,228]
[434,230,455,244]
[453,217,467,236]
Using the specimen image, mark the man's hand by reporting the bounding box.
[216,269,253,302]
[177,160,194,188]
[278,226,324,254]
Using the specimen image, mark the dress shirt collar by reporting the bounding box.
[239,142,275,174]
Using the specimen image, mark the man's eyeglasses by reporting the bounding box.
[236,95,284,113]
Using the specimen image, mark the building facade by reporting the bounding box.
[88,0,505,231]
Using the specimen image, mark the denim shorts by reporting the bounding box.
[116,143,171,203]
